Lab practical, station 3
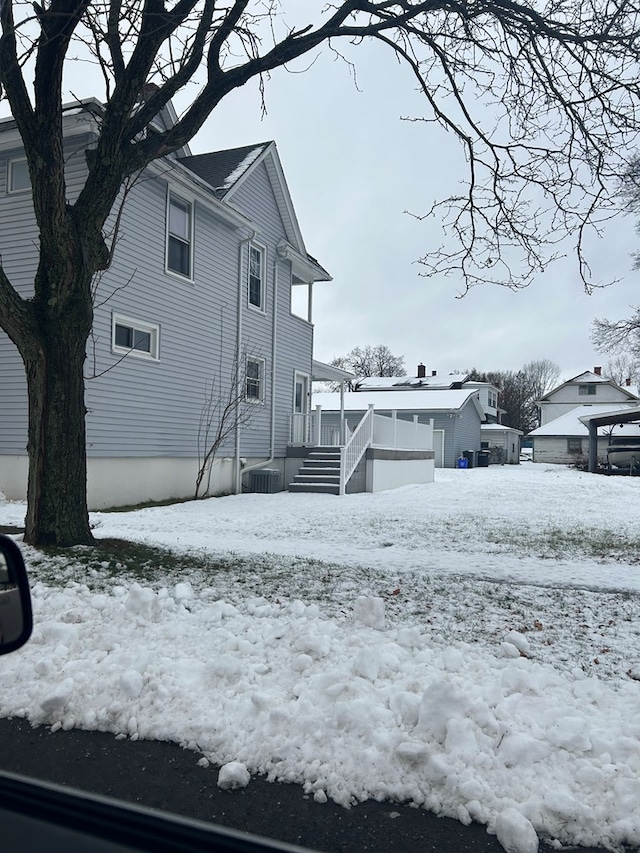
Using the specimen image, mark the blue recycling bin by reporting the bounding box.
[456,456,469,469]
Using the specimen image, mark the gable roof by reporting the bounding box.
[179,141,330,283]
[179,143,271,198]
[537,370,639,403]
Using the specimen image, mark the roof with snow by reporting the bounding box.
[179,143,271,198]
[481,424,524,435]
[537,370,639,403]
[529,404,640,437]
[180,141,331,284]
[312,389,485,416]
[355,373,469,391]
[312,360,356,383]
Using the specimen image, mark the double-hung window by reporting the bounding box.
[166,192,193,278]
[567,438,583,454]
[246,357,264,403]
[248,244,265,311]
[7,158,29,193]
[112,314,159,361]
[578,384,596,396]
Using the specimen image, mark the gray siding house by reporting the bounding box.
[0,100,331,507]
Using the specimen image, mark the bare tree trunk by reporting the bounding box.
[22,282,94,547]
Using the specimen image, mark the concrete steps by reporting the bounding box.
[288,448,342,495]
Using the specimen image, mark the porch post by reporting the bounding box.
[307,282,314,324]
[413,415,419,449]
[314,405,322,446]
[340,381,346,445]
[588,421,598,473]
[391,410,397,448]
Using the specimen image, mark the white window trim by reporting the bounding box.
[245,356,266,404]
[247,242,267,313]
[7,157,29,194]
[165,188,194,282]
[112,313,160,361]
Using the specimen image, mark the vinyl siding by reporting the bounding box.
[0,135,316,481]
[0,135,95,455]
[87,173,257,458]
[539,383,637,425]
[230,161,313,458]
[452,402,483,463]
[532,436,609,465]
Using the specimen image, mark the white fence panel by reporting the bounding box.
[372,414,433,450]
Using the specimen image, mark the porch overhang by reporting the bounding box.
[312,360,356,384]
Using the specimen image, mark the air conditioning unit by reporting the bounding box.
[249,469,280,494]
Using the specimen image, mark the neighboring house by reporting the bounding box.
[311,388,485,468]
[355,365,502,424]
[529,404,640,465]
[535,368,639,426]
[529,367,640,466]
[0,99,332,507]
[480,424,523,464]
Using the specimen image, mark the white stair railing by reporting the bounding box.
[339,404,375,495]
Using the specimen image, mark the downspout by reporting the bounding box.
[239,254,279,481]
[234,231,256,494]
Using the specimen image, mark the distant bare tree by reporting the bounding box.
[523,360,561,403]
[469,359,560,432]
[330,345,405,389]
[603,354,640,387]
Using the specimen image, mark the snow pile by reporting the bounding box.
[1,584,639,851]
[1,465,640,852]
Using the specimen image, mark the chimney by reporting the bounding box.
[432,370,437,377]
[627,378,632,386]
[417,363,426,378]
[594,366,602,376]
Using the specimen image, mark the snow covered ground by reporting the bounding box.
[2,463,640,853]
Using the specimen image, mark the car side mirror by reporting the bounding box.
[0,534,32,655]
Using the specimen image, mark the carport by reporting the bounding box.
[579,406,640,472]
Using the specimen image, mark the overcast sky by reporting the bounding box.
[181,39,640,383]
[8,24,640,383]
